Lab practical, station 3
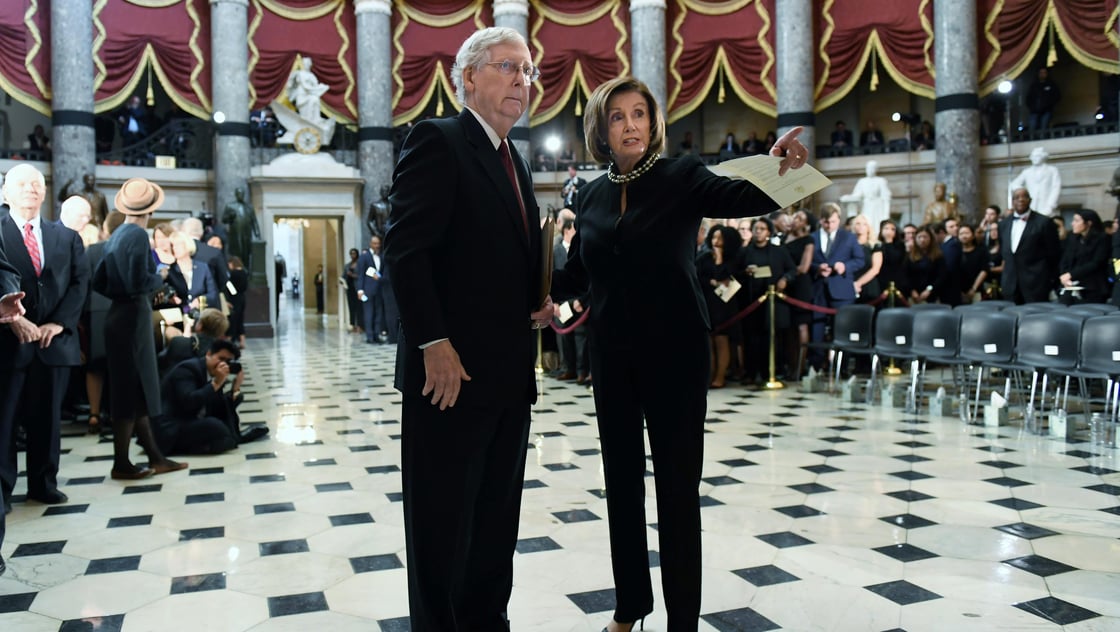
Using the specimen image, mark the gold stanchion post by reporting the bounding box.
[885,282,901,375]
[763,284,784,390]
[535,328,544,375]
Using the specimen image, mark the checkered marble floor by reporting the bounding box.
[1,301,1119,631]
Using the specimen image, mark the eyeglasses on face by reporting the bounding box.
[484,60,540,82]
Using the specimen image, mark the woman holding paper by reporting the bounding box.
[697,225,743,388]
[550,76,810,632]
[738,217,796,385]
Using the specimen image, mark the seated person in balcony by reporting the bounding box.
[27,124,51,154]
[116,96,150,147]
[719,132,740,157]
[153,338,267,455]
[830,121,853,154]
[860,120,884,149]
[911,120,935,150]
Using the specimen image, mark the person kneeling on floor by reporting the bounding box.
[153,339,267,455]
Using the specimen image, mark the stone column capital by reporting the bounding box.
[355,0,391,16]
[209,0,248,7]
[629,0,667,11]
[493,0,529,19]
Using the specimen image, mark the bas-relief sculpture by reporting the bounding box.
[1008,146,1062,216]
[840,160,892,229]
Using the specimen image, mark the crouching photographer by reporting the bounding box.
[153,339,268,455]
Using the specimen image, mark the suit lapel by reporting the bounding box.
[0,215,35,280]
[458,111,530,254]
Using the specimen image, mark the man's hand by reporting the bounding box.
[422,340,471,410]
[37,323,63,349]
[818,263,832,278]
[833,261,846,276]
[572,299,583,313]
[530,296,553,330]
[0,292,25,323]
[212,361,231,390]
[9,316,40,344]
[770,126,810,176]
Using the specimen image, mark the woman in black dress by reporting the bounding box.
[877,220,907,302]
[738,217,795,384]
[1058,209,1111,304]
[227,255,249,346]
[697,225,742,388]
[784,209,815,378]
[551,77,809,632]
[958,224,989,303]
[904,226,947,304]
[850,214,882,303]
[92,178,187,480]
[344,248,361,332]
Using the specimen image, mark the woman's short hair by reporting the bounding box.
[153,222,174,238]
[197,308,229,338]
[171,231,197,257]
[583,76,666,164]
[451,27,528,104]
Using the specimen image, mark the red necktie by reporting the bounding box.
[498,139,528,236]
[23,222,41,277]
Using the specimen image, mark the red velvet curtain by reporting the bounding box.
[93,0,211,117]
[815,0,933,109]
[666,0,777,122]
[980,0,1119,94]
[0,1,50,115]
[249,0,357,122]
[528,0,630,125]
[390,1,490,125]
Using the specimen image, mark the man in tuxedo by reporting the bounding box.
[810,205,864,366]
[999,187,1060,303]
[356,235,385,343]
[0,164,89,519]
[935,218,962,306]
[182,217,229,300]
[384,26,552,631]
[561,165,586,208]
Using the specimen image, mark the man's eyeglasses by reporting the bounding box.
[484,60,540,82]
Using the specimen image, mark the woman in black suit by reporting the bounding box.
[552,76,808,632]
[904,226,947,304]
[1058,209,1110,304]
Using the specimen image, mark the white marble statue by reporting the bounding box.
[1008,146,1061,216]
[271,57,336,149]
[840,160,892,229]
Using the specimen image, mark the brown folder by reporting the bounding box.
[539,221,554,307]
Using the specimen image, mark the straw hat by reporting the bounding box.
[115,177,164,215]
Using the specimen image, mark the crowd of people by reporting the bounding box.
[0,168,265,577]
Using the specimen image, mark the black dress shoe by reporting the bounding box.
[27,489,69,505]
[3,500,10,515]
[238,426,270,444]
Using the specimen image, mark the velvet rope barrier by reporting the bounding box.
[711,293,769,334]
[775,292,838,315]
[550,308,591,335]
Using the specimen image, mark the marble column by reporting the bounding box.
[50,0,96,218]
[629,0,667,122]
[934,0,980,220]
[493,0,530,159]
[209,0,251,222]
[775,0,815,159]
[356,0,393,244]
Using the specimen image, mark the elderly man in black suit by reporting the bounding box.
[384,26,551,631]
[0,164,89,517]
[999,187,1060,303]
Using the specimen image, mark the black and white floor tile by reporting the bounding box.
[1,301,1118,631]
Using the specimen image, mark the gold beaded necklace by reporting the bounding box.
[607,153,659,185]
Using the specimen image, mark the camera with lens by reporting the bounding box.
[227,360,242,375]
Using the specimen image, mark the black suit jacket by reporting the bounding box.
[552,155,778,344]
[938,236,962,305]
[999,211,1060,303]
[1060,232,1111,301]
[0,234,20,298]
[385,110,542,407]
[158,356,224,421]
[0,213,88,367]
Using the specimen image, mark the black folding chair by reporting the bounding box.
[806,304,876,392]
[1013,312,1087,430]
[868,308,916,405]
[958,310,1021,422]
[911,308,966,414]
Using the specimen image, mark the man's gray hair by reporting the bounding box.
[451,27,528,104]
[182,217,205,239]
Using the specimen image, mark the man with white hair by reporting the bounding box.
[182,216,229,294]
[0,164,89,565]
[59,195,92,233]
[385,26,551,630]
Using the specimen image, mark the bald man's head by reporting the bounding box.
[60,195,92,232]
